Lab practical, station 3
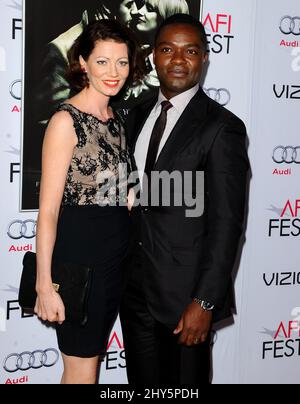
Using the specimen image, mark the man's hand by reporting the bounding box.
[173,301,212,346]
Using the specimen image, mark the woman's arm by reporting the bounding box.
[35,110,77,323]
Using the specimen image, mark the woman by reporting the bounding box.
[34,19,145,384]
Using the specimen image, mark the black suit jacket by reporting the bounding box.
[125,87,249,325]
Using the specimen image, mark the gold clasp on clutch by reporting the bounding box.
[52,283,60,292]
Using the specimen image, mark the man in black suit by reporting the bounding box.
[120,13,249,385]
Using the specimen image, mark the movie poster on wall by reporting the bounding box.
[21,0,203,210]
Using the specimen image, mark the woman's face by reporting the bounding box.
[134,0,159,33]
[81,40,130,98]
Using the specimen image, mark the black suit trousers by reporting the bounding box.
[120,251,211,385]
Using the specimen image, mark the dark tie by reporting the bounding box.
[144,100,173,180]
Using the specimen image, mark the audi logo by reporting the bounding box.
[7,219,36,240]
[3,349,59,373]
[9,79,21,100]
[272,146,300,164]
[203,87,231,106]
[279,16,300,35]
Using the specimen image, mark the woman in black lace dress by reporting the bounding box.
[34,20,144,384]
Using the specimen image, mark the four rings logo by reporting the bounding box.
[3,349,59,373]
[7,220,36,240]
[279,16,300,35]
[204,88,231,106]
[272,146,300,164]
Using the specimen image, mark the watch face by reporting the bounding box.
[193,298,214,310]
[201,301,214,311]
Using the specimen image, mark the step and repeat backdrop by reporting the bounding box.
[0,0,299,384]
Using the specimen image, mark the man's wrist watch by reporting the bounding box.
[193,297,215,311]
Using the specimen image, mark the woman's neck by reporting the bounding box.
[70,87,113,121]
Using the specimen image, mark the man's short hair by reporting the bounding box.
[154,13,208,52]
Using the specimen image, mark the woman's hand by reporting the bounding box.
[34,286,65,325]
[127,188,135,212]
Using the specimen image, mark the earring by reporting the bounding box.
[81,67,87,73]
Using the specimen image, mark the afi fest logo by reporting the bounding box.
[202,13,234,54]
[268,200,300,237]
[102,331,126,371]
[12,17,22,39]
[262,309,300,359]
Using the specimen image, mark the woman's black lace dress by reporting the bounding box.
[53,103,131,357]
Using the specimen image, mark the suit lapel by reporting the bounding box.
[128,88,211,169]
[155,88,209,171]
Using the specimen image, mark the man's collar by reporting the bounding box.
[155,83,200,114]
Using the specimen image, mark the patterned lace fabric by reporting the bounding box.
[56,103,132,207]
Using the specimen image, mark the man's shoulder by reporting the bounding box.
[204,95,246,131]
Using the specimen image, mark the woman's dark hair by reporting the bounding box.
[66,19,146,92]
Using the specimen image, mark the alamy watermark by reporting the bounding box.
[95,164,204,218]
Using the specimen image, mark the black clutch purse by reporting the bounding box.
[18,251,93,326]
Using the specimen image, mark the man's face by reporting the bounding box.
[153,24,208,99]
[119,0,138,26]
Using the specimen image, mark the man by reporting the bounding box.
[121,14,249,385]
